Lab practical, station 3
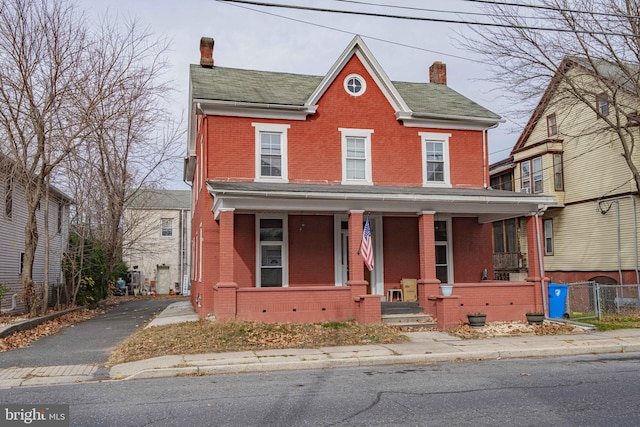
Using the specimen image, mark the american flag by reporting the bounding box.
[360,218,374,271]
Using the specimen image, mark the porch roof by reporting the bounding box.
[207,181,554,223]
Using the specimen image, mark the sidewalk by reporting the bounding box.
[2,301,640,388]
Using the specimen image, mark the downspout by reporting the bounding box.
[1,293,18,314]
[597,194,639,284]
[534,206,548,315]
[482,123,499,189]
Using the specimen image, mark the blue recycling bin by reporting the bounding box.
[548,283,569,319]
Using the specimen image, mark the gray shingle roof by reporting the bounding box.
[128,190,191,210]
[190,64,500,120]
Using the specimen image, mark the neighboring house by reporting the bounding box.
[0,161,72,314]
[489,157,529,282]
[499,57,640,287]
[123,189,191,295]
[184,36,553,326]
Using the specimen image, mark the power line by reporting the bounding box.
[215,0,482,62]
[217,0,637,36]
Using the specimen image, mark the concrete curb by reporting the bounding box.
[0,301,105,339]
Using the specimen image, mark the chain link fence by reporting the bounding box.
[566,281,640,321]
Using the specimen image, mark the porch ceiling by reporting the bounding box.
[207,181,554,223]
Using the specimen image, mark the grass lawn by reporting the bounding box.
[107,319,409,365]
[580,312,640,331]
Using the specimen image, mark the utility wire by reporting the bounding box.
[215,0,480,62]
[218,0,637,36]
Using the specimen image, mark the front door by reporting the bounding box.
[156,265,171,295]
[336,217,381,294]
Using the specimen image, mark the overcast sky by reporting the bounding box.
[80,0,526,189]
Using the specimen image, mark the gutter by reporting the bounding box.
[193,98,318,114]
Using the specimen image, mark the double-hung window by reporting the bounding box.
[553,153,564,191]
[340,128,373,184]
[257,216,288,287]
[597,93,609,117]
[420,132,451,186]
[161,218,173,237]
[521,161,531,193]
[253,123,290,181]
[532,157,543,193]
[547,113,557,136]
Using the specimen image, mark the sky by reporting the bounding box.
[79,0,527,190]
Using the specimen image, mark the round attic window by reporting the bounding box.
[344,74,366,96]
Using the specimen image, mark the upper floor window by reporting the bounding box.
[521,161,531,193]
[490,173,513,191]
[553,153,564,191]
[520,156,543,193]
[420,132,451,186]
[547,113,557,137]
[596,93,609,117]
[4,176,12,219]
[161,218,173,237]
[340,128,373,184]
[344,74,366,96]
[532,157,543,193]
[253,123,290,182]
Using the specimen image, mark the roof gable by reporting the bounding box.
[306,35,410,113]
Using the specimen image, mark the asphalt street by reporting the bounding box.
[0,298,174,368]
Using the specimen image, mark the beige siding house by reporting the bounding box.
[507,57,640,285]
[123,190,191,295]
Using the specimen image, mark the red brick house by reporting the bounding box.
[184,36,554,328]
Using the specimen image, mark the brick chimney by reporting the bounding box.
[429,61,446,85]
[200,37,214,68]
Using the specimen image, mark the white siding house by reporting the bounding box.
[123,190,191,295]
[0,167,71,313]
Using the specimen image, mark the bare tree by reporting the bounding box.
[82,16,183,290]
[0,0,93,315]
[0,0,182,314]
[462,0,640,192]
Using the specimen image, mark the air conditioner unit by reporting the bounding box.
[521,187,530,194]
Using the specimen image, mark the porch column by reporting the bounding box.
[525,213,546,312]
[417,211,441,306]
[214,208,238,320]
[217,208,236,284]
[346,210,368,294]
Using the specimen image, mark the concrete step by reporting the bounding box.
[381,302,424,315]
[382,313,436,330]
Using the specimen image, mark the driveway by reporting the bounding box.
[0,298,175,368]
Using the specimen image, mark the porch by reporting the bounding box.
[193,181,553,329]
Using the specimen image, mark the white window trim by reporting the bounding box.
[343,73,366,97]
[420,132,451,187]
[253,123,290,182]
[256,215,289,288]
[435,216,454,284]
[339,128,373,185]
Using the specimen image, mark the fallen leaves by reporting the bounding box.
[0,308,105,351]
[107,320,409,366]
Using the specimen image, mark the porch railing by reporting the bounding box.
[492,252,524,270]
